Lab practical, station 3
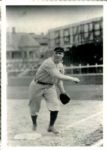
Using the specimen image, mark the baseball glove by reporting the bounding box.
[60,93,70,105]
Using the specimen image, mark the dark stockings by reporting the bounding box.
[31,111,58,128]
[49,111,58,127]
[31,115,37,125]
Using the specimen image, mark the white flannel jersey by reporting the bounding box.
[34,57,64,84]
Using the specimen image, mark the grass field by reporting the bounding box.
[7,84,103,100]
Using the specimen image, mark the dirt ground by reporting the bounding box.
[7,84,103,146]
[7,99,103,146]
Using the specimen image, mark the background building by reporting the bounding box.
[7,28,49,71]
[48,17,103,66]
[7,16,103,75]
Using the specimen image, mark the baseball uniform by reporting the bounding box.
[29,57,64,116]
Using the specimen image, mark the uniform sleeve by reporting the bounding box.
[58,63,65,74]
[43,59,60,77]
[43,59,55,71]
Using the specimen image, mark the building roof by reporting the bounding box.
[48,16,103,33]
[7,32,40,51]
[30,33,48,45]
[19,34,40,48]
[7,33,22,51]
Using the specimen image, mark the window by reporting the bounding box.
[29,51,34,59]
[72,26,79,35]
[94,30,101,36]
[23,51,27,59]
[94,22,100,30]
[63,29,70,44]
[89,23,93,31]
[78,25,83,33]
[11,51,21,59]
[54,31,60,46]
[84,24,89,32]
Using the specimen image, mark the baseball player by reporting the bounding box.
[29,47,80,134]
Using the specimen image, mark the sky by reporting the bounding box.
[6,6,103,34]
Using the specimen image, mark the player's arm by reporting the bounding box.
[57,80,66,93]
[51,69,80,83]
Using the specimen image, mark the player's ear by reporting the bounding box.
[62,53,64,57]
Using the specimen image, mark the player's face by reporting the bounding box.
[54,51,64,63]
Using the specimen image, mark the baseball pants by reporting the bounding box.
[29,80,60,116]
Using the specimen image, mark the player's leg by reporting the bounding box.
[29,80,43,130]
[31,115,37,131]
[44,85,60,134]
[48,110,59,134]
[49,111,58,127]
[29,100,42,131]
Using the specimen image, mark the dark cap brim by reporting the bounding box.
[54,47,64,53]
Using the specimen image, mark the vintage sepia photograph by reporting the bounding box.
[6,5,103,146]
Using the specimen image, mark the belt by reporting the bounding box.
[35,80,53,85]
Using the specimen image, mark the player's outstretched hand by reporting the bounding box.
[73,77,80,83]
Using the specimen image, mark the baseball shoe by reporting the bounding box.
[32,124,37,131]
[48,126,59,134]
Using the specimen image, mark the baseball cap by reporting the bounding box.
[54,47,64,53]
